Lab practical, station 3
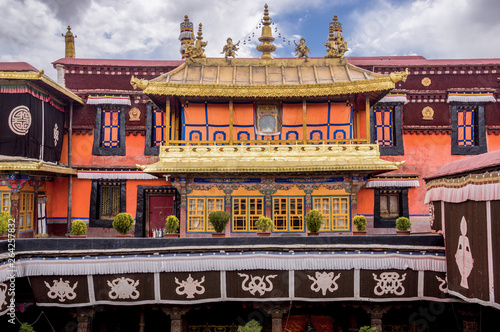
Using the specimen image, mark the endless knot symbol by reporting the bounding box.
[9,105,31,135]
[373,272,407,296]
[107,277,140,299]
[44,278,78,302]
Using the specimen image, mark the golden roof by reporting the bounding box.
[137,143,403,174]
[0,161,77,175]
[131,58,407,99]
[0,69,84,105]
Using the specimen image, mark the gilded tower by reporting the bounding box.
[62,25,76,58]
[179,15,194,59]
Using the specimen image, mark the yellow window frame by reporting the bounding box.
[187,197,224,232]
[313,196,350,231]
[1,192,11,214]
[272,197,304,232]
[232,197,264,232]
[19,193,34,231]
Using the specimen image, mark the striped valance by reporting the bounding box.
[77,170,158,180]
[366,176,420,188]
[0,84,66,112]
[447,92,496,103]
[378,93,408,104]
[87,95,131,105]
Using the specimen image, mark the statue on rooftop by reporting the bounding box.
[294,38,310,60]
[221,37,239,59]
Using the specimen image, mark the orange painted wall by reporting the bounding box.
[67,134,159,167]
[45,177,69,219]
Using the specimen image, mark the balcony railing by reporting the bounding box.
[162,138,369,146]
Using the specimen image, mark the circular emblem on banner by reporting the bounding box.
[421,77,431,86]
[54,123,60,146]
[8,105,31,135]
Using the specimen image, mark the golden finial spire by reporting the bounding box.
[62,25,76,58]
[185,22,207,60]
[256,4,276,60]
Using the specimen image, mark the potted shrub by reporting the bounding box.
[237,319,262,332]
[306,209,323,236]
[208,211,230,237]
[112,212,134,237]
[359,327,377,332]
[165,215,180,238]
[352,215,367,236]
[0,212,13,240]
[396,216,411,235]
[69,219,87,238]
[255,216,273,236]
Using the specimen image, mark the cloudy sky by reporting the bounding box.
[1,0,499,79]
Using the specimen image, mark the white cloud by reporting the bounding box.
[348,0,500,59]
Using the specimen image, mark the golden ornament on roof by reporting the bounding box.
[294,38,310,59]
[221,37,239,59]
[62,25,76,58]
[256,4,276,60]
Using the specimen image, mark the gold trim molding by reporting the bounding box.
[133,77,400,98]
[0,161,77,175]
[138,143,404,174]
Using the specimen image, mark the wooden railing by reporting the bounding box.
[163,138,369,146]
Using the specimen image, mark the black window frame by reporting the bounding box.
[92,105,126,156]
[371,102,404,156]
[450,102,487,155]
[145,102,161,156]
[373,188,409,228]
[89,180,127,228]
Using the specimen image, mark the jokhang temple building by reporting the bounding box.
[1,5,500,331]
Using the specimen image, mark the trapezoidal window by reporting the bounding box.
[92,105,126,156]
[89,181,126,227]
[256,103,280,136]
[451,103,486,155]
[371,103,404,155]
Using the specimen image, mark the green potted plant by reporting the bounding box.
[208,211,230,237]
[69,219,87,238]
[255,216,273,236]
[237,319,262,332]
[352,214,367,236]
[165,215,180,238]
[306,209,323,236]
[19,322,36,332]
[395,216,411,235]
[112,212,134,237]
[0,211,13,240]
[359,327,377,332]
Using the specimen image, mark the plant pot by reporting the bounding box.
[69,234,87,238]
[212,232,225,237]
[396,230,411,235]
[352,230,366,236]
[116,234,133,238]
[164,233,179,238]
[257,232,271,237]
[307,232,319,236]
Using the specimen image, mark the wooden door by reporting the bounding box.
[148,195,174,237]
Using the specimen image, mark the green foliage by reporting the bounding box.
[70,220,87,235]
[306,209,323,233]
[0,212,13,234]
[237,319,262,332]
[255,216,273,232]
[112,212,134,235]
[352,214,367,231]
[359,327,377,332]
[19,323,36,332]
[165,215,180,234]
[395,216,411,231]
[208,211,230,233]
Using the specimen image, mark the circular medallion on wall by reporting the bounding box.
[422,106,434,120]
[129,107,141,121]
[8,105,31,135]
[421,77,432,87]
